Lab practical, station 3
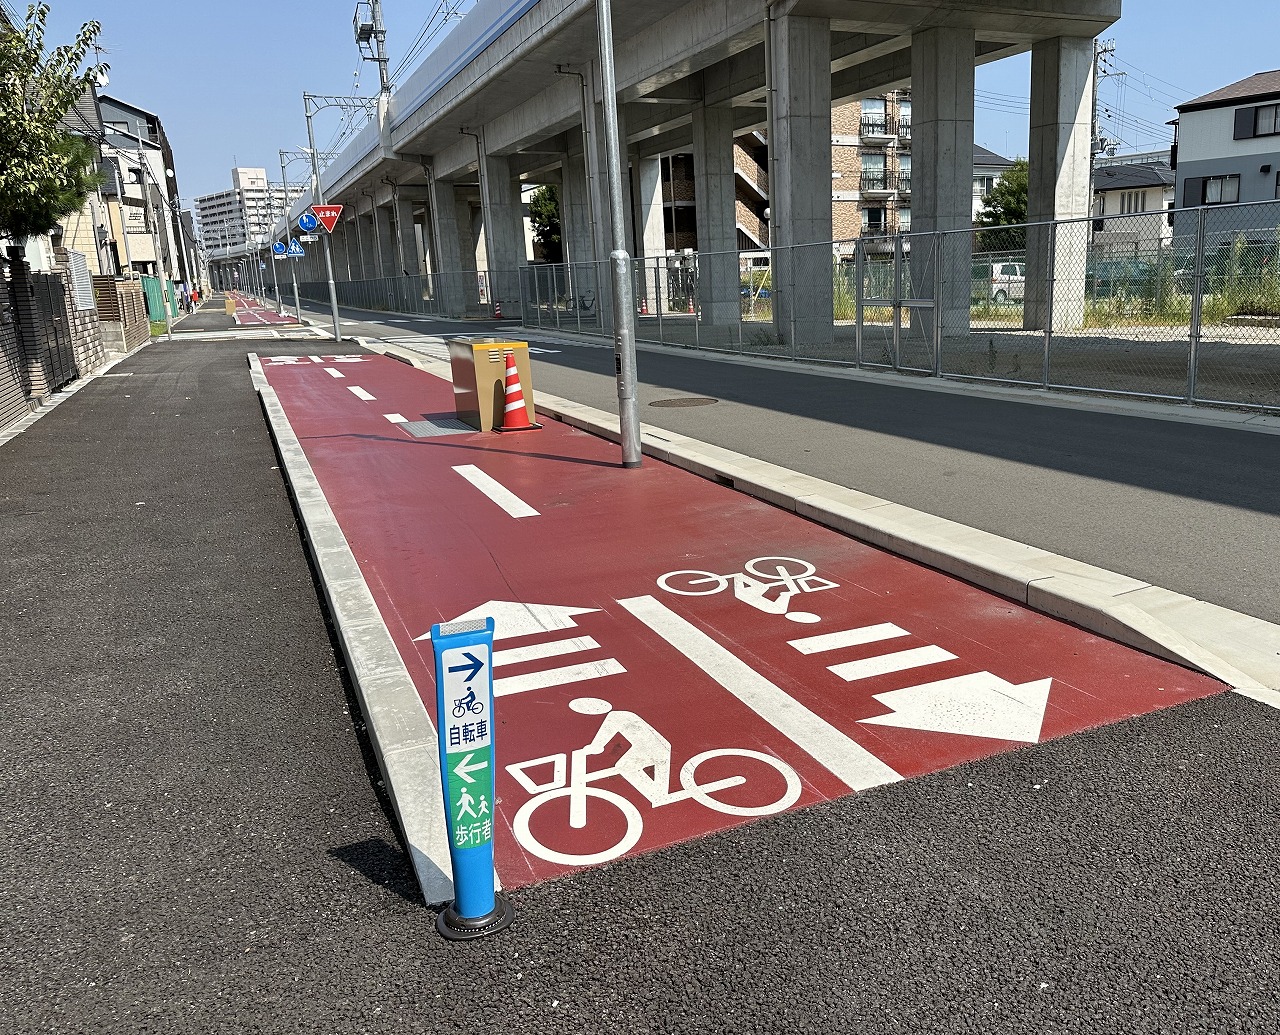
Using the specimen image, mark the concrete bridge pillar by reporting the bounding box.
[1025,35,1094,332]
[693,104,739,331]
[480,153,525,312]
[911,25,977,337]
[771,14,833,349]
[428,179,470,317]
[632,156,665,316]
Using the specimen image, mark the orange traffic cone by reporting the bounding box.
[493,299,503,319]
[495,351,542,432]
[687,295,695,314]
[639,296,648,315]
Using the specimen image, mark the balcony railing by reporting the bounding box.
[898,174,911,194]
[859,116,896,138]
[859,172,897,193]
[897,118,911,141]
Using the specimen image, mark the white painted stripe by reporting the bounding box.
[504,400,525,413]
[324,367,345,379]
[788,623,909,655]
[384,413,408,424]
[829,645,957,682]
[618,595,901,791]
[495,658,626,697]
[308,355,323,362]
[493,636,600,667]
[348,386,376,401]
[452,464,539,518]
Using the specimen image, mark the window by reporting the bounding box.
[898,206,910,232]
[862,207,886,232]
[861,153,887,191]
[973,175,995,198]
[898,154,911,191]
[1256,104,1279,136]
[1203,175,1240,204]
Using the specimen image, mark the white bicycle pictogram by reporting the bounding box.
[507,698,802,867]
[656,555,838,624]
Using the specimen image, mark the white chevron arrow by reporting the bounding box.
[414,601,599,642]
[859,672,1053,743]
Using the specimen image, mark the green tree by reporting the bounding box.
[529,184,562,263]
[975,157,1028,252]
[0,3,107,243]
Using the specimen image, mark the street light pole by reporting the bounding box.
[304,94,344,344]
[595,0,641,467]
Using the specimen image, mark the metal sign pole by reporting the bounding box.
[595,0,642,468]
[429,616,514,941]
[305,95,343,344]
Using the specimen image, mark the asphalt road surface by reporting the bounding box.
[1,334,1276,1033]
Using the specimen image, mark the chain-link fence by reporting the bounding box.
[295,197,1280,412]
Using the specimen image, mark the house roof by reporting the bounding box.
[1092,162,1175,193]
[974,145,1014,168]
[1177,69,1280,112]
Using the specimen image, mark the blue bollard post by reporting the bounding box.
[430,616,514,940]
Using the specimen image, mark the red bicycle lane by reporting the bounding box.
[260,353,1225,887]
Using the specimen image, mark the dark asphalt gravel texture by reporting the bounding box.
[2,335,1277,1034]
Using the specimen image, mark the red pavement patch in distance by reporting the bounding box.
[260,354,1226,887]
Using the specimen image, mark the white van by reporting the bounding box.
[973,261,1026,303]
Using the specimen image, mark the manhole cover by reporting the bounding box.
[649,396,719,408]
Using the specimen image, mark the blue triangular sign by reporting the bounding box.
[286,238,305,257]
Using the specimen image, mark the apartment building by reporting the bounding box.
[655,90,1013,254]
[195,168,300,262]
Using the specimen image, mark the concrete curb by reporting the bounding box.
[248,353,458,907]
[369,338,1280,709]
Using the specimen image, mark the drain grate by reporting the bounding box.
[401,417,476,438]
[648,396,718,408]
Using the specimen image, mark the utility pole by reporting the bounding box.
[354,1,392,96]
[1092,38,1121,157]
[136,149,173,341]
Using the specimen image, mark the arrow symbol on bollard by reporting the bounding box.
[448,652,485,681]
[452,752,489,784]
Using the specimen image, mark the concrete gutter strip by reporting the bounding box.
[365,342,1280,708]
[249,354,458,907]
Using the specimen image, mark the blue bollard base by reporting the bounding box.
[436,893,515,942]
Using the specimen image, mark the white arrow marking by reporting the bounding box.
[415,601,599,642]
[452,464,539,518]
[452,752,490,784]
[618,594,901,792]
[859,672,1053,743]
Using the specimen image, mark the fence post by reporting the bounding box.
[854,238,865,369]
[1187,206,1207,403]
[1042,223,1055,390]
[891,234,903,371]
[932,231,943,376]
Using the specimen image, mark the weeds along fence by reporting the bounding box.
[297,198,1280,412]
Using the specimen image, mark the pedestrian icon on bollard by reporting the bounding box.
[430,615,514,940]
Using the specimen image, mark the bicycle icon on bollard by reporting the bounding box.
[506,697,802,867]
[656,555,838,624]
[451,689,485,718]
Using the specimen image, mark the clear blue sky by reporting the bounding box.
[36,0,1280,204]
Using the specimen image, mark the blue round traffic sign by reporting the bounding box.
[272,241,286,255]
[298,211,319,233]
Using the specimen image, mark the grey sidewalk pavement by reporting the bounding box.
[2,335,1277,1034]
